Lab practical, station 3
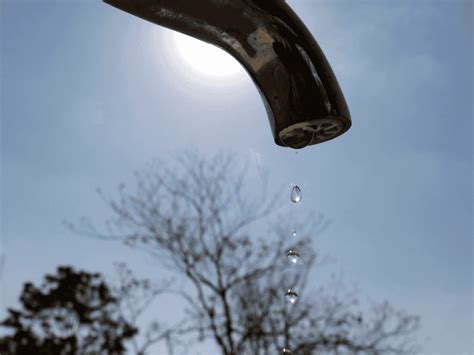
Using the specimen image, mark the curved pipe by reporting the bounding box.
[104,0,351,148]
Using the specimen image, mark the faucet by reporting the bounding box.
[104,0,351,149]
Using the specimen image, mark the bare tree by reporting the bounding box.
[73,153,419,354]
[112,263,188,355]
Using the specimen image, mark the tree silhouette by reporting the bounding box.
[0,266,136,354]
[74,153,419,354]
[0,265,180,355]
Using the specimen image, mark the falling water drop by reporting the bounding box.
[282,348,293,354]
[291,230,297,238]
[285,289,298,304]
[290,185,302,203]
[286,249,301,264]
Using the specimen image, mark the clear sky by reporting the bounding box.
[1,0,472,354]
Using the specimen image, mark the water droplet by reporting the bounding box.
[282,349,293,354]
[286,250,300,264]
[285,289,298,304]
[292,230,297,238]
[290,185,302,203]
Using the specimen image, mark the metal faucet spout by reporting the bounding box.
[104,0,351,148]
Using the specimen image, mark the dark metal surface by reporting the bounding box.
[104,0,351,148]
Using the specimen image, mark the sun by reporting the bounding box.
[169,32,245,83]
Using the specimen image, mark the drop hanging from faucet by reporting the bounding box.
[104,0,351,149]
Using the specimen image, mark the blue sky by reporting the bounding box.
[1,0,472,353]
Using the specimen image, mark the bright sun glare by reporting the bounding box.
[171,32,244,81]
